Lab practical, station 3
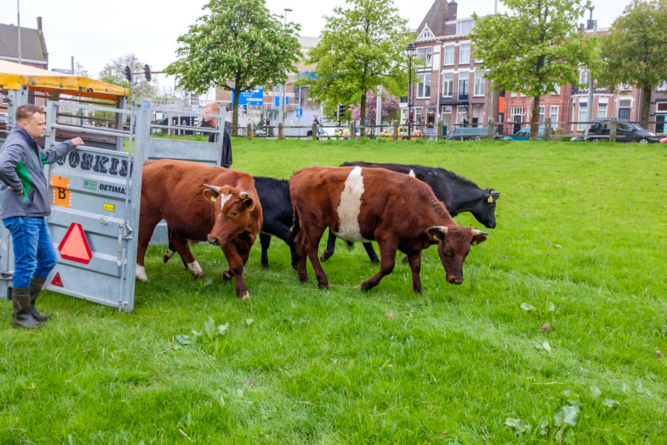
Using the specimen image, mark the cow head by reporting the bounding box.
[470,189,500,229]
[426,225,488,285]
[202,184,256,246]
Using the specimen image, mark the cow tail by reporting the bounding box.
[291,206,301,240]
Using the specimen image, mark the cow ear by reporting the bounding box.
[239,192,255,211]
[426,226,447,241]
[471,229,489,246]
[490,190,500,201]
[203,189,217,203]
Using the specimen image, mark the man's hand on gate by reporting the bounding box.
[71,137,84,146]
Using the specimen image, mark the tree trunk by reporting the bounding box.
[360,92,367,137]
[232,87,239,137]
[530,95,541,141]
[642,85,652,129]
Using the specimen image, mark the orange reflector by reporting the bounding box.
[58,223,93,264]
[51,272,63,287]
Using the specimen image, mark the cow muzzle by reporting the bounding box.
[447,275,464,285]
[207,236,219,246]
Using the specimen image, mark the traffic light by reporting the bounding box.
[265,118,270,126]
[337,103,346,117]
[242,104,247,114]
[123,66,132,82]
[409,110,414,123]
[144,64,151,81]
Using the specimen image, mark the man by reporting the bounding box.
[0,104,83,329]
[199,102,233,168]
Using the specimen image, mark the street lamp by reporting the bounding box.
[435,40,442,123]
[406,43,416,140]
[282,8,292,127]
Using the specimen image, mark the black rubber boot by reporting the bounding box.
[29,277,50,322]
[11,287,42,329]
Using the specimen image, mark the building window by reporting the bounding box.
[443,73,454,97]
[460,44,471,65]
[444,46,455,65]
[597,101,608,118]
[415,107,423,125]
[511,107,524,121]
[456,19,474,35]
[657,102,667,112]
[474,71,485,97]
[417,73,431,98]
[538,105,545,123]
[580,70,589,86]
[550,106,559,125]
[578,102,588,131]
[458,72,469,99]
[658,81,667,92]
[417,47,433,68]
[552,84,561,95]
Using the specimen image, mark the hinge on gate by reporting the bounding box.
[122,222,134,240]
[0,271,14,280]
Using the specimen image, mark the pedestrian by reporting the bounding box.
[199,102,233,167]
[0,104,83,329]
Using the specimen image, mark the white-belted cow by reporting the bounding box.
[290,166,488,293]
[136,159,262,299]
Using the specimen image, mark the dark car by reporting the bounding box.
[586,119,659,143]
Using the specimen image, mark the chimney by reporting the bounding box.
[37,17,43,30]
[448,0,458,21]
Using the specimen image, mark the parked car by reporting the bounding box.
[586,118,659,143]
[380,126,423,139]
[505,126,547,141]
[659,136,667,144]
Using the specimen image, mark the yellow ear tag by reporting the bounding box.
[487,196,494,203]
[472,240,478,246]
[210,196,216,202]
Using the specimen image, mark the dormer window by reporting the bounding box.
[417,47,433,67]
[456,19,474,35]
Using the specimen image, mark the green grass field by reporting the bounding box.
[1,139,666,444]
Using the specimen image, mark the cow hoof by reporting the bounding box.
[361,281,373,291]
[239,292,251,300]
[222,271,233,281]
[163,249,175,264]
[320,253,331,262]
[136,276,148,283]
[299,277,309,284]
[318,283,330,290]
[370,258,380,264]
[194,272,207,280]
[401,256,409,265]
[135,265,148,282]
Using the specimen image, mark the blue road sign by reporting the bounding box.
[274,96,290,107]
[296,108,303,118]
[232,87,264,106]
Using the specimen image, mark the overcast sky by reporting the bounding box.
[11,0,631,88]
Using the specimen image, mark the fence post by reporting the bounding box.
[278,123,283,140]
[350,122,356,140]
[393,120,399,141]
[610,117,617,143]
[487,118,495,140]
[312,123,317,140]
[545,117,552,142]
[246,123,252,140]
[437,120,443,141]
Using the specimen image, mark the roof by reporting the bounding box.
[0,23,47,63]
[0,60,128,98]
[416,0,449,39]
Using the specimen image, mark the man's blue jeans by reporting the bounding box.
[2,216,58,289]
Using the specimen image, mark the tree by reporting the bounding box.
[349,90,400,126]
[301,0,412,136]
[471,0,599,139]
[165,0,302,135]
[599,0,667,124]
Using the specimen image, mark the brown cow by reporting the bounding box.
[290,166,488,293]
[136,159,262,299]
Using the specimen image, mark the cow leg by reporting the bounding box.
[320,229,337,262]
[299,225,329,289]
[267,224,298,269]
[407,250,423,294]
[361,238,398,291]
[294,230,309,283]
[362,242,381,264]
[136,212,162,282]
[170,232,206,280]
[164,226,188,268]
[220,243,250,299]
[259,233,271,268]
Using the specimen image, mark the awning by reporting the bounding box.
[0,60,128,99]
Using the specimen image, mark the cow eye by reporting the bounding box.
[229,212,238,217]
[444,248,452,256]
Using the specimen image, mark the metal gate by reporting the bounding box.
[146,106,225,245]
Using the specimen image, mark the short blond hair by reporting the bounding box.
[204,103,219,112]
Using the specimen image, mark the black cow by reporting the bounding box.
[164,176,296,269]
[320,161,500,263]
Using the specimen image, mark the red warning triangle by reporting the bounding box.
[51,272,63,287]
[58,223,93,264]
